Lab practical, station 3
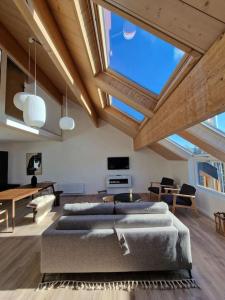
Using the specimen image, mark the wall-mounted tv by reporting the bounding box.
[107,157,129,170]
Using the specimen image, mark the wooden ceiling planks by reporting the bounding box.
[13,0,98,127]
[47,0,103,112]
[181,0,225,23]
[0,0,74,102]
[98,0,225,53]
[0,22,62,104]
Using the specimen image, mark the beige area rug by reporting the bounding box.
[38,270,199,291]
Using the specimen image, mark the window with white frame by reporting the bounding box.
[197,160,225,193]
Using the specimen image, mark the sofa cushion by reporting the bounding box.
[115,214,172,228]
[56,213,172,230]
[57,215,115,230]
[63,202,114,216]
[115,202,168,215]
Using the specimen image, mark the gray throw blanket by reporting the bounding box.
[114,227,179,260]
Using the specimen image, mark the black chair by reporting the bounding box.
[161,183,198,214]
[148,177,174,200]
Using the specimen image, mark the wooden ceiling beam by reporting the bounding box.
[180,124,225,162]
[99,108,138,137]
[95,72,156,117]
[149,143,187,161]
[0,22,62,104]
[96,0,225,53]
[134,33,225,150]
[13,0,98,127]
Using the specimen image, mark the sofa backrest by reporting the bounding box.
[56,213,173,230]
[115,202,168,214]
[63,202,168,216]
[63,203,114,216]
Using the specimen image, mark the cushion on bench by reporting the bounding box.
[29,194,55,208]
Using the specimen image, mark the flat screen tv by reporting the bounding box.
[107,157,129,170]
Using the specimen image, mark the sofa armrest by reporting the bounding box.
[169,212,192,268]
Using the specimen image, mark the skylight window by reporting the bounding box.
[203,112,225,135]
[168,134,203,154]
[99,7,185,95]
[110,96,145,122]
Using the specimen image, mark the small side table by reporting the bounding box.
[114,193,141,203]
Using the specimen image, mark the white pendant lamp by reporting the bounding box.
[13,92,30,111]
[59,86,75,130]
[23,38,46,128]
[23,95,46,127]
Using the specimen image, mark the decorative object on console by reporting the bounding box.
[59,85,75,130]
[26,153,42,175]
[31,175,37,187]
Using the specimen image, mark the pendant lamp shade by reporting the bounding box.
[23,95,46,128]
[13,92,30,111]
[59,116,75,130]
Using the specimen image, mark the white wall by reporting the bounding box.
[168,161,189,186]
[196,186,225,219]
[1,103,177,194]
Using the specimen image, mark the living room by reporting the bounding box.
[0,0,225,299]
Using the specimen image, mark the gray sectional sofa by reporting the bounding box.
[41,202,192,274]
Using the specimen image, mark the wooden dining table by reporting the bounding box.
[0,188,40,232]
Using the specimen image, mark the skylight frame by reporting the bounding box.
[106,94,146,124]
[167,134,204,156]
[95,3,191,100]
[202,112,225,137]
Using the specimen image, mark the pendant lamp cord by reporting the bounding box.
[65,85,68,116]
[34,40,37,96]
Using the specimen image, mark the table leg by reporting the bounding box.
[11,200,15,232]
[51,184,55,193]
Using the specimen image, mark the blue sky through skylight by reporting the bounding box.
[204,112,225,134]
[101,7,185,95]
[168,134,203,154]
[110,96,145,122]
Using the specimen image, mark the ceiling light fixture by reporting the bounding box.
[59,85,75,130]
[13,37,46,128]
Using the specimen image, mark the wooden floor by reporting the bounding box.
[0,195,225,300]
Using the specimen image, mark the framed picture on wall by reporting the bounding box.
[26,153,42,175]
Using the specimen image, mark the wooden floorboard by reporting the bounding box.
[0,195,224,300]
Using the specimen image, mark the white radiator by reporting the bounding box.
[58,183,85,194]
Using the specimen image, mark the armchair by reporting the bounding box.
[148,177,174,200]
[161,183,198,215]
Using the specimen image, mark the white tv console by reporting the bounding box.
[106,175,132,188]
